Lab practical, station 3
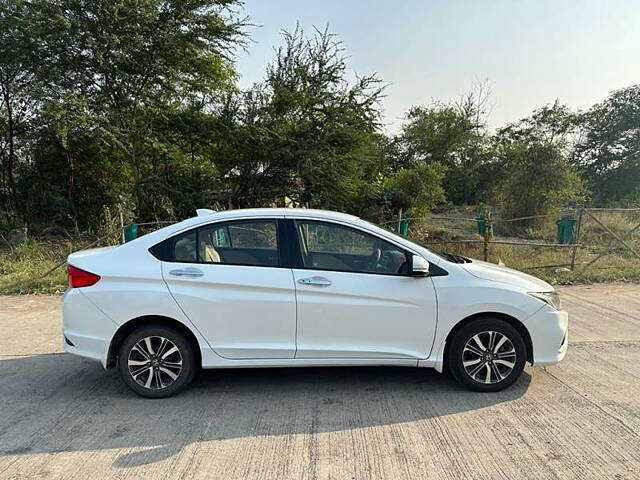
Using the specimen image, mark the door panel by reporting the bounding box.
[162,218,296,359]
[291,219,437,359]
[165,263,296,359]
[293,269,437,358]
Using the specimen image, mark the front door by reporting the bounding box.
[163,218,297,359]
[291,219,438,359]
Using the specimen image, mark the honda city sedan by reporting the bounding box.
[63,208,568,397]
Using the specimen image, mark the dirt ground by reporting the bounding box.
[1,284,639,479]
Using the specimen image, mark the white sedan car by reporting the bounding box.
[63,208,568,397]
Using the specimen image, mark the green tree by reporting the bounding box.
[30,0,245,221]
[0,0,42,227]
[394,83,492,205]
[573,85,640,205]
[212,26,385,212]
[494,102,584,223]
[383,162,447,216]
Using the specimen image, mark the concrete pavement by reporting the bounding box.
[0,284,639,479]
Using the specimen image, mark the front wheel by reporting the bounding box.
[118,325,196,398]
[447,318,526,392]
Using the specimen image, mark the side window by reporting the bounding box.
[296,221,408,275]
[173,231,197,262]
[197,220,279,267]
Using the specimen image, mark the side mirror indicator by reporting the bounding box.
[411,255,430,276]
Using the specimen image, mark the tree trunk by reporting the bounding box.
[65,148,80,234]
[1,82,20,221]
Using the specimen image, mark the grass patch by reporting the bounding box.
[426,241,640,285]
[407,209,640,286]
[0,239,91,294]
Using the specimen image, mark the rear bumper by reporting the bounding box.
[62,330,111,366]
[524,306,569,366]
[62,289,118,368]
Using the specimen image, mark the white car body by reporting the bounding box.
[62,208,568,377]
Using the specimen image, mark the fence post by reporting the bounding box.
[483,211,493,262]
[570,207,583,270]
[397,208,403,234]
[119,205,125,244]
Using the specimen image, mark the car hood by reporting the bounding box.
[461,259,553,292]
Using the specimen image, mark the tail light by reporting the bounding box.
[67,264,101,287]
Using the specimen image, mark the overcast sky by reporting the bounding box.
[235,0,640,133]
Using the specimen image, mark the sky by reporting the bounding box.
[234,0,640,133]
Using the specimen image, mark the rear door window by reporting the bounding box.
[197,220,279,267]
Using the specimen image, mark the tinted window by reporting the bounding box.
[296,221,408,275]
[173,231,197,262]
[197,220,279,267]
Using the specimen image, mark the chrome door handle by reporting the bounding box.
[298,276,332,286]
[169,267,204,277]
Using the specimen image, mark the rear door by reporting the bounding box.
[291,219,438,359]
[161,217,297,359]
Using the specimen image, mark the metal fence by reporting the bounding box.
[385,206,640,281]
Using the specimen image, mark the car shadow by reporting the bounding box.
[0,353,531,468]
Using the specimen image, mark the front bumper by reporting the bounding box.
[524,305,569,366]
[62,289,118,368]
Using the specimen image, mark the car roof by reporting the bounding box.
[135,208,364,243]
[126,207,433,261]
[194,208,360,222]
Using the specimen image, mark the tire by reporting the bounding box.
[447,317,526,392]
[118,325,196,398]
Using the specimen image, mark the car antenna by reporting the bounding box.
[196,208,216,217]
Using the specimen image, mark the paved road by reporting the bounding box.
[0,285,639,479]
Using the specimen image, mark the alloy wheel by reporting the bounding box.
[127,336,183,390]
[462,330,517,384]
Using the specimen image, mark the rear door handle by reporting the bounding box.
[169,267,204,277]
[298,276,332,287]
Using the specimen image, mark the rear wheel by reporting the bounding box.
[447,317,526,392]
[118,325,196,398]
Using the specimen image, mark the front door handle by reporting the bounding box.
[169,267,204,277]
[298,276,332,287]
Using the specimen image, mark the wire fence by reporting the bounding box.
[387,206,640,282]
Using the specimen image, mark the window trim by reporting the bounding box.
[148,215,448,277]
[150,218,286,269]
[289,219,413,277]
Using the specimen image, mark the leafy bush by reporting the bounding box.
[500,143,584,226]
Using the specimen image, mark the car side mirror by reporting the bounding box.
[411,255,430,277]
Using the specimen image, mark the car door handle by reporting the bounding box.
[298,276,332,287]
[169,267,204,277]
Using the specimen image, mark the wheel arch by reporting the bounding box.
[442,312,533,369]
[106,315,202,369]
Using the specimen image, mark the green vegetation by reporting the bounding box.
[406,207,640,285]
[0,239,76,294]
[1,1,639,293]
[442,241,640,285]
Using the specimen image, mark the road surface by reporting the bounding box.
[0,284,639,479]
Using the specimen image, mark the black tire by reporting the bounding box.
[447,317,526,392]
[118,325,196,398]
